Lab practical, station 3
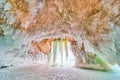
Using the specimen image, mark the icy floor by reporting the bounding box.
[0,65,120,80]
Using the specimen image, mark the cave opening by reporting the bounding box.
[30,37,111,70]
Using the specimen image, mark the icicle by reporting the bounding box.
[64,39,68,60]
[59,39,63,66]
[48,52,52,63]
[47,42,53,65]
[52,40,58,65]
[48,39,75,67]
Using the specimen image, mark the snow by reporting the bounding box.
[0,64,120,80]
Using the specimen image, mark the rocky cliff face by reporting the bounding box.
[0,0,120,67]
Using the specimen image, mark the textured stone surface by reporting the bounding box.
[0,0,120,67]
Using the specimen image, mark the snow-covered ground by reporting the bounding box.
[0,64,120,80]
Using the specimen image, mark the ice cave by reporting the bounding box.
[0,0,120,80]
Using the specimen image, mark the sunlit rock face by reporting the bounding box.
[0,0,120,68]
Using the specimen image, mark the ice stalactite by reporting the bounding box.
[48,39,64,66]
[48,39,75,67]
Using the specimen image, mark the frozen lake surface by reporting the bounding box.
[0,65,120,80]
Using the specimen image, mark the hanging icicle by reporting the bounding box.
[47,39,75,67]
[64,39,68,60]
[59,39,63,66]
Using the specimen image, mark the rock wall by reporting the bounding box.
[0,0,120,66]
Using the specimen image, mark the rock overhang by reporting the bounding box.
[0,0,120,67]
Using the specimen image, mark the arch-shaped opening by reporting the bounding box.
[29,37,111,71]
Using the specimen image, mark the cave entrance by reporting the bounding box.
[48,38,75,67]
